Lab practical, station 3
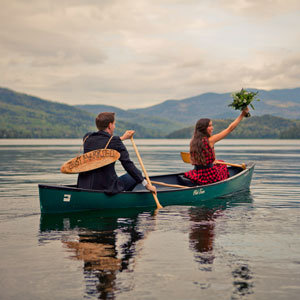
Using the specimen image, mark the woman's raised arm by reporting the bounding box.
[209,107,249,147]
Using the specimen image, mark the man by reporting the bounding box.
[77,112,157,195]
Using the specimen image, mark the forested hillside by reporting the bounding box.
[166,115,300,139]
[0,88,163,138]
[1,87,299,138]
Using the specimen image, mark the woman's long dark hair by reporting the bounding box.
[190,118,211,165]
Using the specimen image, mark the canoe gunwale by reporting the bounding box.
[38,162,255,195]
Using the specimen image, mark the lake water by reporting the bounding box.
[0,138,300,300]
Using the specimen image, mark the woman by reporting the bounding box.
[184,107,249,185]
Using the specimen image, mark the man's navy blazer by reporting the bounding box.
[77,131,143,194]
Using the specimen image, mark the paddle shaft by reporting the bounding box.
[130,137,163,209]
[215,160,246,170]
[151,180,188,189]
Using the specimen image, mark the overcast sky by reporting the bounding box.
[1,0,300,108]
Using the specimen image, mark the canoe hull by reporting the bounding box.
[39,162,255,213]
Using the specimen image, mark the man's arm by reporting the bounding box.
[116,135,157,194]
[116,136,144,182]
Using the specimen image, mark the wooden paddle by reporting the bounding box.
[130,137,163,209]
[151,180,188,189]
[180,152,246,170]
[61,149,120,174]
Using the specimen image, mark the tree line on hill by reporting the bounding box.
[1,87,300,139]
[1,115,300,139]
[166,115,300,139]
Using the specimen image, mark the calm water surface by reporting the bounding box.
[0,139,300,300]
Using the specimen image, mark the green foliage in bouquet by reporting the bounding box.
[229,88,260,117]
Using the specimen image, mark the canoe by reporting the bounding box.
[38,162,255,214]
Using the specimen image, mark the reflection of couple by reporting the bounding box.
[189,207,216,266]
[41,208,216,299]
[64,208,217,297]
[40,210,156,299]
[39,196,253,299]
[189,204,254,297]
[64,208,218,298]
[64,230,120,298]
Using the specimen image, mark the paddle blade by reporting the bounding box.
[180,152,191,164]
[61,149,120,174]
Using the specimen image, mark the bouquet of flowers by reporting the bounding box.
[228,88,260,117]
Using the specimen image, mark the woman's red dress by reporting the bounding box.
[184,137,229,185]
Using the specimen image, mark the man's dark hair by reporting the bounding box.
[95,112,115,130]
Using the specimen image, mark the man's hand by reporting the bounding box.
[120,130,135,141]
[146,183,157,194]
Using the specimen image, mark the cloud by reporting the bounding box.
[0,0,300,108]
[217,0,300,17]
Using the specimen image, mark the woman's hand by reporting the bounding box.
[146,183,157,194]
[120,130,135,141]
[242,107,249,117]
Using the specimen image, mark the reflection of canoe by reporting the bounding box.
[39,162,255,214]
[39,208,154,232]
[39,193,253,233]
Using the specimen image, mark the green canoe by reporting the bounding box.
[38,162,255,214]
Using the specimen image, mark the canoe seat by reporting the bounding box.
[177,175,198,187]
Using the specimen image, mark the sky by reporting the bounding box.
[1,0,300,109]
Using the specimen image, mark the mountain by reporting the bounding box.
[76,104,185,135]
[0,88,162,138]
[1,86,300,138]
[129,88,300,125]
[166,115,300,139]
